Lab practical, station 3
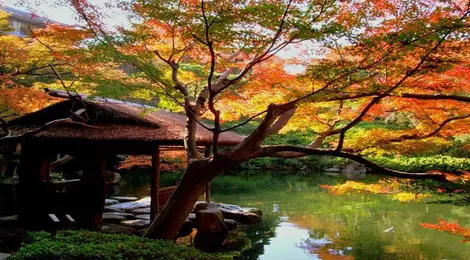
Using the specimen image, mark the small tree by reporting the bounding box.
[16,0,470,239]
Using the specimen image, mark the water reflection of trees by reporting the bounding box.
[292,210,469,260]
[234,213,280,260]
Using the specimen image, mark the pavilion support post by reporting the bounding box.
[204,146,211,203]
[18,142,51,228]
[150,146,161,222]
[80,154,106,230]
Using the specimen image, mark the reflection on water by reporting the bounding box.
[116,170,470,260]
[260,220,321,260]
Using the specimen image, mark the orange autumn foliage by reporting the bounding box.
[118,151,187,172]
[428,170,470,183]
[421,219,470,243]
[0,87,58,116]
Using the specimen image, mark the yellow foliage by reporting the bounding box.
[321,180,431,203]
[320,180,399,195]
[391,192,431,203]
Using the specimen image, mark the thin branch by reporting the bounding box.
[335,28,455,151]
[389,114,470,142]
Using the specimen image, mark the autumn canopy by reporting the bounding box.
[1,0,470,239]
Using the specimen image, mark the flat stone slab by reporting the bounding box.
[132,208,150,214]
[0,253,11,260]
[103,212,135,219]
[105,199,120,205]
[121,219,150,228]
[135,214,150,220]
[111,196,138,202]
[106,199,150,212]
[136,197,151,204]
[104,206,123,212]
[102,214,126,221]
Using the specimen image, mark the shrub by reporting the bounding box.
[10,230,229,260]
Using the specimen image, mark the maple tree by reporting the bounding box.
[13,0,470,239]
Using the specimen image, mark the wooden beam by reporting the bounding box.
[39,160,50,182]
[150,147,161,222]
[17,142,51,228]
[80,154,106,230]
[204,146,211,203]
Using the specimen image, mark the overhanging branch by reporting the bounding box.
[259,145,447,181]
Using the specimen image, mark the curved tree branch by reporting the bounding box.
[259,145,447,181]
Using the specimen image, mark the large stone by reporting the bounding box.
[215,203,263,224]
[220,210,262,224]
[240,207,263,216]
[111,196,138,202]
[106,199,150,212]
[103,212,135,220]
[216,203,242,212]
[341,162,367,175]
[132,208,150,214]
[102,214,125,222]
[101,224,136,235]
[195,208,227,233]
[0,253,11,260]
[224,219,239,231]
[192,201,209,213]
[193,202,264,225]
[121,219,150,228]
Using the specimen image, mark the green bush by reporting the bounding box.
[368,155,470,172]
[10,230,228,260]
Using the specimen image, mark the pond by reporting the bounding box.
[114,170,470,260]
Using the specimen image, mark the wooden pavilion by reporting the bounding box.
[5,98,244,229]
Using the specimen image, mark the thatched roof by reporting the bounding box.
[7,100,245,148]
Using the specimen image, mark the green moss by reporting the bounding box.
[10,230,231,260]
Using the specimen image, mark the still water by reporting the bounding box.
[116,171,470,260]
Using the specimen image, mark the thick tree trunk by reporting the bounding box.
[144,156,231,239]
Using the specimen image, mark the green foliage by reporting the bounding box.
[10,230,226,260]
[237,156,347,172]
[368,155,470,172]
[49,172,64,182]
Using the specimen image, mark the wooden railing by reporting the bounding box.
[157,186,177,213]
